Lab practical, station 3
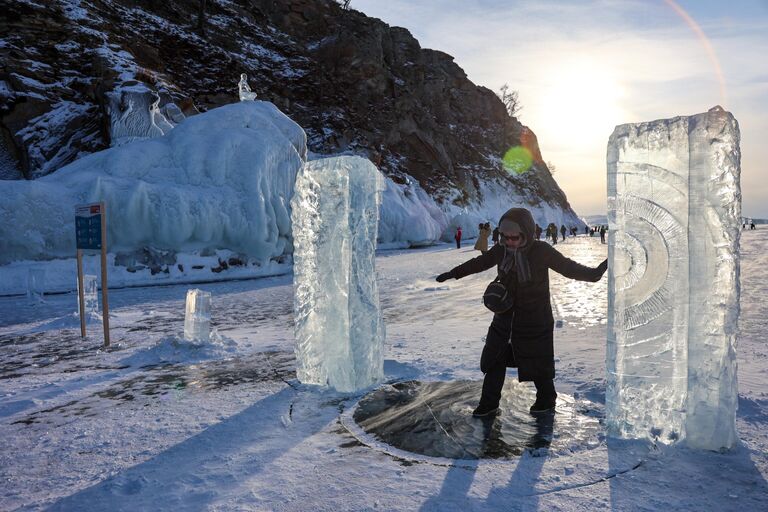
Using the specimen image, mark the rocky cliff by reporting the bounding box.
[1,0,577,217]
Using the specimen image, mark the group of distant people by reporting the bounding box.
[743,222,757,230]
[454,221,608,250]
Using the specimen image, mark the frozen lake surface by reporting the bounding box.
[1,233,766,510]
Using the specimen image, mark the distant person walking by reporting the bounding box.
[599,225,607,244]
[548,223,558,245]
[751,222,756,230]
[492,226,500,245]
[475,223,490,253]
[535,224,543,240]
[455,227,462,249]
[560,225,567,241]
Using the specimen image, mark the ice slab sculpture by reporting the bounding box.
[105,84,178,147]
[184,289,212,343]
[291,156,386,392]
[27,268,45,302]
[79,274,99,316]
[606,106,740,450]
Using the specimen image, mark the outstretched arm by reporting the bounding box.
[436,245,502,281]
[540,244,607,282]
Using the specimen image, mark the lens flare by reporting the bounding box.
[503,146,533,175]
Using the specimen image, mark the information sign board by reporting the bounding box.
[75,204,103,250]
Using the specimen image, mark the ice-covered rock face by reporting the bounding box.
[606,106,740,450]
[0,101,306,265]
[291,156,385,392]
[378,177,447,247]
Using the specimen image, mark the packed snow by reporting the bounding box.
[0,233,766,510]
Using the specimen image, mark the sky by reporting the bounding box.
[352,0,768,218]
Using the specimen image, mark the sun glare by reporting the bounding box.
[537,57,625,147]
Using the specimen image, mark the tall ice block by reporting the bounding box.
[606,106,741,450]
[291,156,386,393]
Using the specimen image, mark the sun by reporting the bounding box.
[537,57,625,147]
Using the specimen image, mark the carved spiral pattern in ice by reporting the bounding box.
[606,108,741,450]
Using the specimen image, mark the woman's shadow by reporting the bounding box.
[419,412,555,511]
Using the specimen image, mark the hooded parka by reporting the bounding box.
[447,208,605,382]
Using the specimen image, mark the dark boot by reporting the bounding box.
[529,396,557,413]
[472,404,500,417]
[530,379,557,414]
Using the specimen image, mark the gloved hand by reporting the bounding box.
[436,271,454,283]
[597,259,608,275]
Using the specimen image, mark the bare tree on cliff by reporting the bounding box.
[497,83,522,118]
[335,0,352,9]
[547,161,556,175]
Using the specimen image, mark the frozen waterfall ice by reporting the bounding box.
[606,106,741,450]
[0,101,306,265]
[291,156,386,392]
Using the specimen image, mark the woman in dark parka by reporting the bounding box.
[436,208,607,416]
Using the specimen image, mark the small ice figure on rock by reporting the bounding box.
[606,106,740,450]
[27,268,45,302]
[291,156,386,392]
[79,274,99,316]
[238,73,257,101]
[184,289,212,343]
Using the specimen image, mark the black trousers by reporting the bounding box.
[479,314,556,408]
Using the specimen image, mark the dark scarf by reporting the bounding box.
[500,245,532,283]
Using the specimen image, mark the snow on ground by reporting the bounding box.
[0,232,766,510]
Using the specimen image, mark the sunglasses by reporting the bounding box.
[501,233,523,242]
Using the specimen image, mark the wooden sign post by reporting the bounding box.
[75,202,111,347]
